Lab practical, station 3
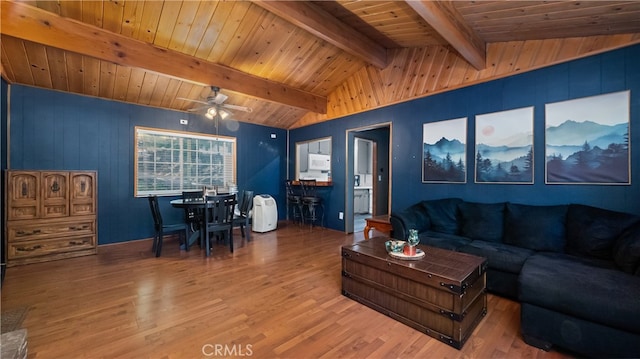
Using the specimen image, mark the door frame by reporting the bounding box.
[345,122,392,234]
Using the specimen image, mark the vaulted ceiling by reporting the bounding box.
[2,0,640,129]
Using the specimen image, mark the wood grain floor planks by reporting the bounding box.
[1,223,574,358]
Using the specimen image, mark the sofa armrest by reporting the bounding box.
[389,214,409,240]
[390,203,431,240]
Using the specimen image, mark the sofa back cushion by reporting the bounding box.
[421,198,462,235]
[612,220,640,275]
[403,202,432,232]
[566,204,640,260]
[458,202,505,242]
[504,203,568,252]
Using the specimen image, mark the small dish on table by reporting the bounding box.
[388,248,425,260]
[385,239,425,260]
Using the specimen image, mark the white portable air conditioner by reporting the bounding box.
[252,195,278,232]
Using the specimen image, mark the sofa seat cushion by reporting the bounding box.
[519,253,640,334]
[419,231,471,251]
[504,203,568,252]
[459,241,534,274]
[458,202,505,242]
[566,204,640,260]
[422,198,462,235]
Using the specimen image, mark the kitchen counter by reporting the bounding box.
[291,180,333,186]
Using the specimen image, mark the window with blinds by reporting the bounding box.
[135,127,236,196]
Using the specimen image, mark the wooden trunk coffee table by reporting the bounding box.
[341,237,488,349]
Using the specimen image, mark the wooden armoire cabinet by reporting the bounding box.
[5,170,97,266]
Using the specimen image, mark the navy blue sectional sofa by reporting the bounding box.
[390,198,640,357]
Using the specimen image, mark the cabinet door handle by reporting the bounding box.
[69,240,87,246]
[15,229,40,236]
[16,245,42,252]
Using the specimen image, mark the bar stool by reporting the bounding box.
[300,179,324,228]
[285,180,303,225]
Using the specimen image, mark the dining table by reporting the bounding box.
[170,198,207,249]
[170,192,233,253]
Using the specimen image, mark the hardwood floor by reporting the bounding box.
[1,223,573,358]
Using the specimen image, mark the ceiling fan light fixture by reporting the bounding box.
[219,109,231,120]
[205,107,217,120]
[180,87,248,119]
[205,106,231,120]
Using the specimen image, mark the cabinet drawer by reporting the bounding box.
[71,201,96,216]
[7,217,96,242]
[7,235,96,260]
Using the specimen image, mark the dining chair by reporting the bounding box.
[233,190,254,241]
[300,179,324,228]
[204,194,237,256]
[182,190,204,251]
[148,195,188,257]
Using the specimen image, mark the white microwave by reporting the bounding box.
[308,153,331,171]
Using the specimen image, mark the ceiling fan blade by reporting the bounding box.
[211,93,228,105]
[221,104,253,113]
[177,97,209,105]
[187,106,209,112]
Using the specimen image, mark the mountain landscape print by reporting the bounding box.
[423,117,467,182]
[475,107,534,183]
[545,91,630,184]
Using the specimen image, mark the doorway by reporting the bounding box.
[345,123,392,234]
[354,137,374,232]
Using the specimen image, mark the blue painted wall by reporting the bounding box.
[290,44,640,230]
[5,44,640,241]
[8,86,287,244]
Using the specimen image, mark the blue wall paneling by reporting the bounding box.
[290,44,640,230]
[8,86,287,244]
[6,44,640,242]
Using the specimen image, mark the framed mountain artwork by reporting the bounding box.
[545,90,630,184]
[475,107,534,184]
[422,117,467,183]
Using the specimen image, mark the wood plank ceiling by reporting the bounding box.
[2,0,640,129]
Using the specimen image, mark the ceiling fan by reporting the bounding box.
[179,86,252,120]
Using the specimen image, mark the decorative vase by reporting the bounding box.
[404,229,420,256]
[408,229,420,246]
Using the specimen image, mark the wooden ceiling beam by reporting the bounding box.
[253,0,388,69]
[0,1,327,113]
[406,0,486,70]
